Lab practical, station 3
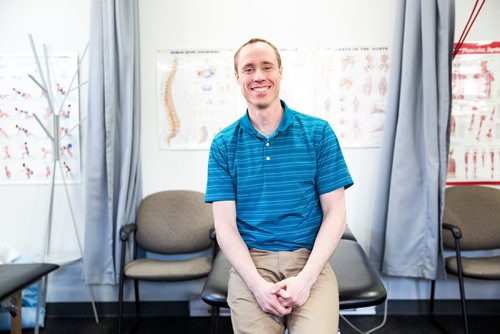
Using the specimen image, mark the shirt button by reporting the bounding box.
[265,142,270,147]
[266,157,271,161]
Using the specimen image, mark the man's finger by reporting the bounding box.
[270,281,286,294]
[276,289,290,298]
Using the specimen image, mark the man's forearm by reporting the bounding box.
[213,201,292,316]
[298,188,346,284]
[212,201,265,290]
[272,188,346,308]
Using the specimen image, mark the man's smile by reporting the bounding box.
[251,86,271,92]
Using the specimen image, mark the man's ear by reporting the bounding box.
[234,71,240,83]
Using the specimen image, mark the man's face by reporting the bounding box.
[235,42,282,110]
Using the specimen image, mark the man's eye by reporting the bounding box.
[244,68,253,73]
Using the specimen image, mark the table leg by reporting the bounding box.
[10,290,22,334]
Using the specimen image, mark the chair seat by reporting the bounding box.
[202,239,387,310]
[125,257,211,281]
[445,255,500,280]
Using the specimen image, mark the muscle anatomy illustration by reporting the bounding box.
[448,43,500,183]
[164,59,180,146]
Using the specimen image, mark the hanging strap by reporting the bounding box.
[453,0,486,59]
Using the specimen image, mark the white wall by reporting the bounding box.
[0,0,499,304]
[0,0,91,301]
[140,0,500,302]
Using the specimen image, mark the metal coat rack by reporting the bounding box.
[27,34,98,333]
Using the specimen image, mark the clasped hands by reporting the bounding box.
[252,275,313,317]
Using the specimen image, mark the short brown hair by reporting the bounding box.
[234,38,282,73]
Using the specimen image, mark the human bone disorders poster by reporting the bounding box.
[157,49,240,150]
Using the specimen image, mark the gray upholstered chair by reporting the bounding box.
[118,190,214,333]
[430,186,500,334]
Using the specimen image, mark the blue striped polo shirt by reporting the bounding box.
[205,101,353,251]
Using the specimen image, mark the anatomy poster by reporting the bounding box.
[279,48,316,117]
[157,50,239,150]
[157,47,390,150]
[0,53,81,184]
[316,47,390,147]
[447,42,500,184]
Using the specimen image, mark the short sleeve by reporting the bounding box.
[205,138,236,203]
[316,124,353,195]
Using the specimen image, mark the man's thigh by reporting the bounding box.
[287,264,339,334]
[228,267,285,334]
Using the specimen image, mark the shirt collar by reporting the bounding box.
[241,100,295,137]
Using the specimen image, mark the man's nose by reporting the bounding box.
[253,68,264,81]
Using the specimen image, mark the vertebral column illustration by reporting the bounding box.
[164,59,180,145]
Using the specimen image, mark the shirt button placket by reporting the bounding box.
[265,141,270,161]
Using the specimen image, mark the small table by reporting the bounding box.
[0,263,59,334]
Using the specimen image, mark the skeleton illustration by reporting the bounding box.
[378,77,387,96]
[448,149,456,178]
[473,60,494,99]
[379,54,390,72]
[197,126,208,144]
[164,59,180,145]
[490,151,495,179]
[4,165,11,179]
[464,151,469,178]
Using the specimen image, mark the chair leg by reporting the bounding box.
[454,239,469,334]
[118,240,128,334]
[134,279,140,319]
[211,305,220,334]
[430,279,436,315]
[118,272,125,334]
[456,266,469,334]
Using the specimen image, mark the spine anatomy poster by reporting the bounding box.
[0,53,81,184]
[157,50,240,150]
[157,47,391,150]
[448,42,500,184]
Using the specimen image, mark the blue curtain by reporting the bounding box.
[84,0,142,284]
[370,0,455,279]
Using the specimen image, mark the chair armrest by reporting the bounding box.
[209,227,216,241]
[342,225,357,241]
[209,227,219,260]
[442,223,462,239]
[120,223,137,242]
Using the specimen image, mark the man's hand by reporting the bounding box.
[273,276,314,308]
[250,280,292,317]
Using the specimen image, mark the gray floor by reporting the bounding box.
[4,314,500,334]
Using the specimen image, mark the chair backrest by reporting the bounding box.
[136,190,214,254]
[443,186,500,250]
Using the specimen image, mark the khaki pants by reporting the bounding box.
[228,248,339,334]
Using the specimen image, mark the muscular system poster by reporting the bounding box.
[447,42,500,185]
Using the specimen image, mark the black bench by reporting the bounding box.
[0,263,59,334]
[202,229,386,333]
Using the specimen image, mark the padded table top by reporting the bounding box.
[202,239,386,310]
[0,263,59,301]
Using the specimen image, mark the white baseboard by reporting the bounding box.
[340,306,376,315]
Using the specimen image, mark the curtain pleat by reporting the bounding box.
[83,0,142,284]
[370,0,454,280]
